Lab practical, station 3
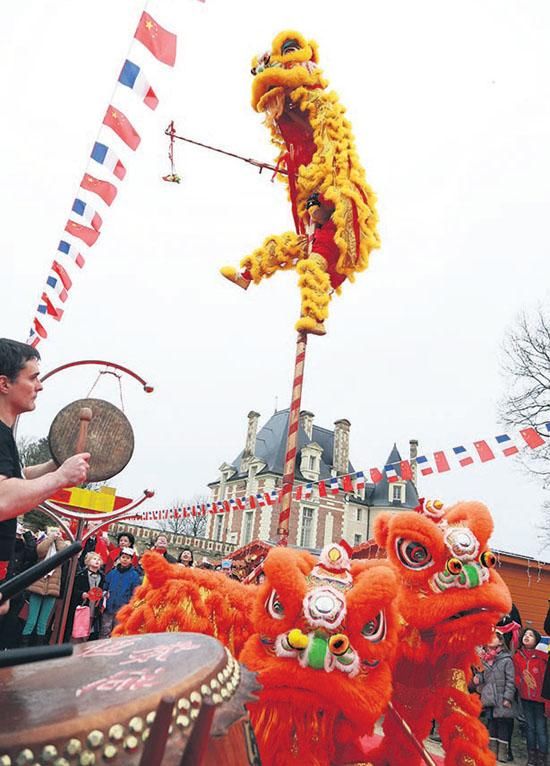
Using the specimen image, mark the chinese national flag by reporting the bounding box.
[342,474,354,492]
[134,12,177,67]
[520,427,545,449]
[434,451,450,473]
[65,220,100,247]
[400,460,413,480]
[33,317,47,338]
[80,174,117,206]
[370,468,383,483]
[474,440,495,462]
[103,106,141,150]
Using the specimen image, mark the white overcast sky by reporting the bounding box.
[2,1,550,558]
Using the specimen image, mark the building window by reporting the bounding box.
[354,533,362,546]
[243,511,254,544]
[300,507,314,548]
[309,455,317,470]
[214,514,224,542]
[392,484,403,502]
[356,508,362,523]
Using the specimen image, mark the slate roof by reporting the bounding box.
[211,408,353,483]
[210,412,418,511]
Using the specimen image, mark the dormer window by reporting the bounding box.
[391,484,404,503]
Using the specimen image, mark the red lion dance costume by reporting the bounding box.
[220,30,380,336]
[370,500,512,766]
[115,542,399,766]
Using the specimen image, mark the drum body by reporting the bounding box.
[0,633,260,766]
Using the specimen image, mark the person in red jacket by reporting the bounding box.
[514,627,548,766]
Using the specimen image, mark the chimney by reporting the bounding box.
[299,410,314,441]
[333,418,351,474]
[241,411,260,471]
[409,439,418,486]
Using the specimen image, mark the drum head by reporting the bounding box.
[48,398,134,482]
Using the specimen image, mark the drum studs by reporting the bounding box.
[86,730,104,749]
[176,715,190,729]
[65,740,82,758]
[78,752,96,766]
[220,688,229,700]
[177,698,191,711]
[0,756,10,766]
[128,717,144,735]
[102,745,117,762]
[141,730,150,743]
[189,709,200,721]
[200,684,212,696]
[212,693,223,705]
[145,712,156,726]
[53,759,70,766]
[122,736,139,753]
[15,750,34,766]
[217,672,224,684]
[210,679,220,691]
[189,691,202,706]
[41,745,58,762]
[108,725,124,743]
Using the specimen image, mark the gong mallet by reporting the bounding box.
[0,541,82,605]
[76,406,93,454]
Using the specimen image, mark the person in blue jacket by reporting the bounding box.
[100,547,141,638]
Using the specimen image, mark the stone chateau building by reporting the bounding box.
[203,408,419,551]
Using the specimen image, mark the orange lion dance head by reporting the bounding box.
[374,500,511,659]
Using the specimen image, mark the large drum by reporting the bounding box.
[0,633,261,766]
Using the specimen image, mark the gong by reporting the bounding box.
[48,398,134,482]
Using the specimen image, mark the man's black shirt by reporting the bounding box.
[0,420,22,565]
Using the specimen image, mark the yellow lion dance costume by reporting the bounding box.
[221,30,380,336]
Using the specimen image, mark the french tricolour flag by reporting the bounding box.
[495,434,519,457]
[118,59,159,110]
[72,199,102,231]
[304,483,313,499]
[46,273,68,302]
[453,445,474,467]
[416,455,434,476]
[91,142,126,180]
[329,477,340,494]
[58,240,85,268]
[385,464,398,483]
[354,471,366,492]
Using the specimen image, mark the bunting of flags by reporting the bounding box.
[132,422,550,522]
[26,8,178,348]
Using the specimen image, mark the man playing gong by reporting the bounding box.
[0,338,90,609]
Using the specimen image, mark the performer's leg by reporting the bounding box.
[221,232,306,289]
[296,253,331,336]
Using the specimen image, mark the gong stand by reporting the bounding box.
[31,360,155,644]
[38,492,154,644]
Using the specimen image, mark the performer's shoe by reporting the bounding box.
[220,266,251,290]
[295,316,327,336]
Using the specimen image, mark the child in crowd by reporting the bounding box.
[100,548,141,638]
[104,532,139,573]
[178,547,194,567]
[513,627,548,766]
[65,552,105,642]
[473,631,516,763]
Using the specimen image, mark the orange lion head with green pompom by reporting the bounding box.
[374,500,512,659]
[115,541,399,765]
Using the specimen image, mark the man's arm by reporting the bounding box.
[0,453,90,522]
[23,459,57,480]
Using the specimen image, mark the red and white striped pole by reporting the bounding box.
[277,331,308,546]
